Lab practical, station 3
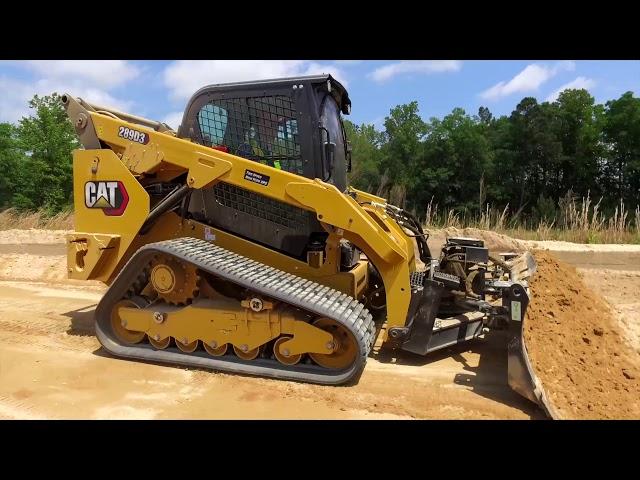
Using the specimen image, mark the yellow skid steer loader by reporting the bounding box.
[61,74,550,415]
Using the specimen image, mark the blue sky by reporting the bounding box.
[0,60,638,129]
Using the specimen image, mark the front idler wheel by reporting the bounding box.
[308,318,358,370]
[110,296,147,345]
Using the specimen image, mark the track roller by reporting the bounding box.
[204,341,228,356]
[176,338,199,353]
[148,334,171,349]
[233,344,261,360]
[273,336,303,365]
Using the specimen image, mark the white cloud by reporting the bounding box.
[163,60,347,101]
[335,60,364,66]
[480,61,576,101]
[545,76,596,102]
[5,60,141,90]
[300,62,347,86]
[0,75,133,123]
[369,116,385,130]
[0,77,35,123]
[0,60,140,123]
[162,111,184,130]
[58,85,133,112]
[368,60,462,83]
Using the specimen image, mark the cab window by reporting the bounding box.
[319,96,346,183]
[198,104,228,146]
[196,96,303,175]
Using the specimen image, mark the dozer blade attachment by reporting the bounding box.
[504,251,559,419]
[506,250,537,283]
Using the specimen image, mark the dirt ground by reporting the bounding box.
[0,229,638,419]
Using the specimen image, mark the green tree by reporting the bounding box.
[553,89,604,201]
[477,106,493,125]
[0,123,26,208]
[343,120,384,192]
[378,102,427,205]
[503,97,562,213]
[14,93,79,213]
[484,115,516,207]
[418,108,492,213]
[602,91,640,206]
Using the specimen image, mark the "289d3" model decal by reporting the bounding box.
[118,126,149,145]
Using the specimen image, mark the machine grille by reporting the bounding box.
[197,95,304,175]
[410,271,426,288]
[213,182,308,230]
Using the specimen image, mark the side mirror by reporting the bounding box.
[325,141,336,174]
[319,124,334,182]
[346,140,353,173]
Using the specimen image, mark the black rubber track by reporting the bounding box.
[95,237,376,385]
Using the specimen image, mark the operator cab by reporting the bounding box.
[177,74,352,191]
[179,75,356,263]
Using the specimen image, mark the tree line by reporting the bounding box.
[1,90,639,227]
[0,94,78,214]
[345,89,640,224]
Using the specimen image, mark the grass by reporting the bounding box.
[1,194,639,245]
[0,208,74,230]
[423,194,640,244]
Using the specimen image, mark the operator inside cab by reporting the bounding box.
[237,113,298,171]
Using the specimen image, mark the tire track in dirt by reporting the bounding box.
[0,278,538,419]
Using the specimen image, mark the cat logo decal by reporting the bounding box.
[84,181,129,216]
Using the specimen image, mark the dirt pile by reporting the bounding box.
[525,251,640,419]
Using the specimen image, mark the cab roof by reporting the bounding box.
[186,74,351,115]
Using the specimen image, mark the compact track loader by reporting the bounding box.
[62,75,550,414]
